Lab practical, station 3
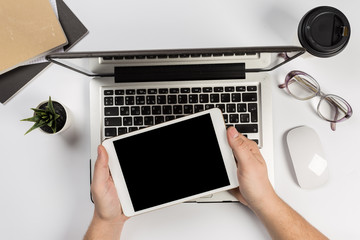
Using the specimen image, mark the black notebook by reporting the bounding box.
[0,0,88,104]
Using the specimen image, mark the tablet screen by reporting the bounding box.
[113,113,230,211]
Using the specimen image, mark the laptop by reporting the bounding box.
[47,46,304,202]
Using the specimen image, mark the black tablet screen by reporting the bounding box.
[113,113,230,211]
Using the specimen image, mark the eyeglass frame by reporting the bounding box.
[278,70,353,131]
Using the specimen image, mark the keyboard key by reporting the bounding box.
[203,87,212,93]
[159,88,168,94]
[105,128,117,137]
[223,114,229,123]
[165,116,175,121]
[194,105,204,113]
[232,93,241,102]
[221,93,231,102]
[105,107,119,116]
[248,103,258,122]
[192,88,201,93]
[235,124,258,133]
[125,96,135,105]
[137,89,146,94]
[131,106,140,115]
[123,117,132,126]
[155,116,165,124]
[205,104,215,110]
[168,95,177,104]
[230,114,239,123]
[214,87,223,92]
[104,97,113,106]
[141,106,151,115]
[225,87,235,92]
[181,88,190,93]
[189,95,198,103]
[163,106,172,114]
[170,88,179,93]
[120,107,130,116]
[216,104,225,113]
[105,117,122,126]
[144,116,154,125]
[118,127,127,135]
[129,127,138,132]
[237,103,247,112]
[184,105,193,114]
[146,96,156,104]
[236,86,246,92]
[173,105,182,114]
[210,94,220,103]
[243,93,257,102]
[247,86,257,91]
[126,89,135,95]
[180,54,190,58]
[148,89,157,94]
[200,94,209,103]
[115,96,124,105]
[115,90,124,95]
[240,114,250,123]
[152,106,161,115]
[190,54,201,58]
[178,95,188,104]
[136,96,145,105]
[157,95,166,104]
[226,104,236,113]
[104,90,113,95]
[134,117,143,125]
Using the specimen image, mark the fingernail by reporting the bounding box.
[229,127,239,139]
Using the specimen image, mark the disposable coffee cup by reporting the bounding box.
[297,6,350,58]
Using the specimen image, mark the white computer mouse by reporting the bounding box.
[286,126,329,189]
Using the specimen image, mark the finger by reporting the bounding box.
[93,145,110,184]
[227,127,255,168]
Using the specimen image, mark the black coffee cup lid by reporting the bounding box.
[298,6,350,57]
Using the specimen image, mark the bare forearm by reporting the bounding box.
[84,212,125,240]
[253,194,328,240]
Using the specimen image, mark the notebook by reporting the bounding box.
[0,0,88,104]
[47,46,305,202]
[0,0,68,75]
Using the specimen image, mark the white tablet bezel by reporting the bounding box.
[102,108,239,216]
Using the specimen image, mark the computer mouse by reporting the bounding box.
[286,126,329,189]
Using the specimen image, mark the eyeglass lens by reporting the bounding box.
[318,95,349,122]
[287,74,319,100]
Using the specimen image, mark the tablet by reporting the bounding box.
[102,108,239,216]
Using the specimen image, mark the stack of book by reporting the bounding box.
[0,0,89,104]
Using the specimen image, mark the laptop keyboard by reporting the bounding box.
[103,84,260,145]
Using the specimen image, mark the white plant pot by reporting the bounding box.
[36,100,71,135]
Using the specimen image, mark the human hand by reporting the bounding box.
[84,145,128,239]
[227,127,276,212]
[92,145,128,222]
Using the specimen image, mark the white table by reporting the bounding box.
[1,0,359,239]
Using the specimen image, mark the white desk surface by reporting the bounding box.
[1,0,359,239]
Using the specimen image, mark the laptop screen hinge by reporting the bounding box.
[114,63,245,83]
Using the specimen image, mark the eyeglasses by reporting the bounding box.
[279,70,352,131]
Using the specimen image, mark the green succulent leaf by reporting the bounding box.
[21,96,61,135]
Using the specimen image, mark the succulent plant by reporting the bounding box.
[21,97,60,135]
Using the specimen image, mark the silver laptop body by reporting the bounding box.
[47,46,304,202]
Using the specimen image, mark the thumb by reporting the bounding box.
[93,145,110,183]
[227,127,253,168]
